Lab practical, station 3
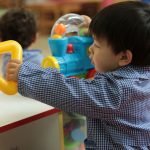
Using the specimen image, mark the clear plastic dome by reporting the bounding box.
[50,13,88,38]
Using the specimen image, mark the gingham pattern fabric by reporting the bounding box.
[18,62,150,150]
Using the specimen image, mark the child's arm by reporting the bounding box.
[6,60,122,119]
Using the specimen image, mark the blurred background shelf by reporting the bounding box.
[0,0,101,35]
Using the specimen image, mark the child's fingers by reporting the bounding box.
[5,60,21,82]
[6,61,20,69]
[6,68,16,74]
[6,74,15,81]
[9,59,22,64]
[6,70,18,81]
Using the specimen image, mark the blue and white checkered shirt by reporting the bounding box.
[18,62,150,150]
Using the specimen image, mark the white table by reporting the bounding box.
[0,93,64,150]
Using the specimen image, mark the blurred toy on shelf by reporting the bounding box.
[63,112,86,150]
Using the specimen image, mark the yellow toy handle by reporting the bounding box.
[42,56,60,70]
[0,40,22,95]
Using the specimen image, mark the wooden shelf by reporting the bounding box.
[0,0,100,35]
[26,1,100,35]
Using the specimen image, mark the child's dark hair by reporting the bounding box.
[89,1,150,66]
[0,8,37,49]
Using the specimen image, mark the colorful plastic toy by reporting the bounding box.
[54,23,66,35]
[0,40,22,95]
[42,13,95,78]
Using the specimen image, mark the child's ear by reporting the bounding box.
[118,50,132,67]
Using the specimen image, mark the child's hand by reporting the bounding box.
[6,59,22,82]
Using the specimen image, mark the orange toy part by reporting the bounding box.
[54,23,66,35]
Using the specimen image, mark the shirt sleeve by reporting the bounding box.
[18,62,122,118]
